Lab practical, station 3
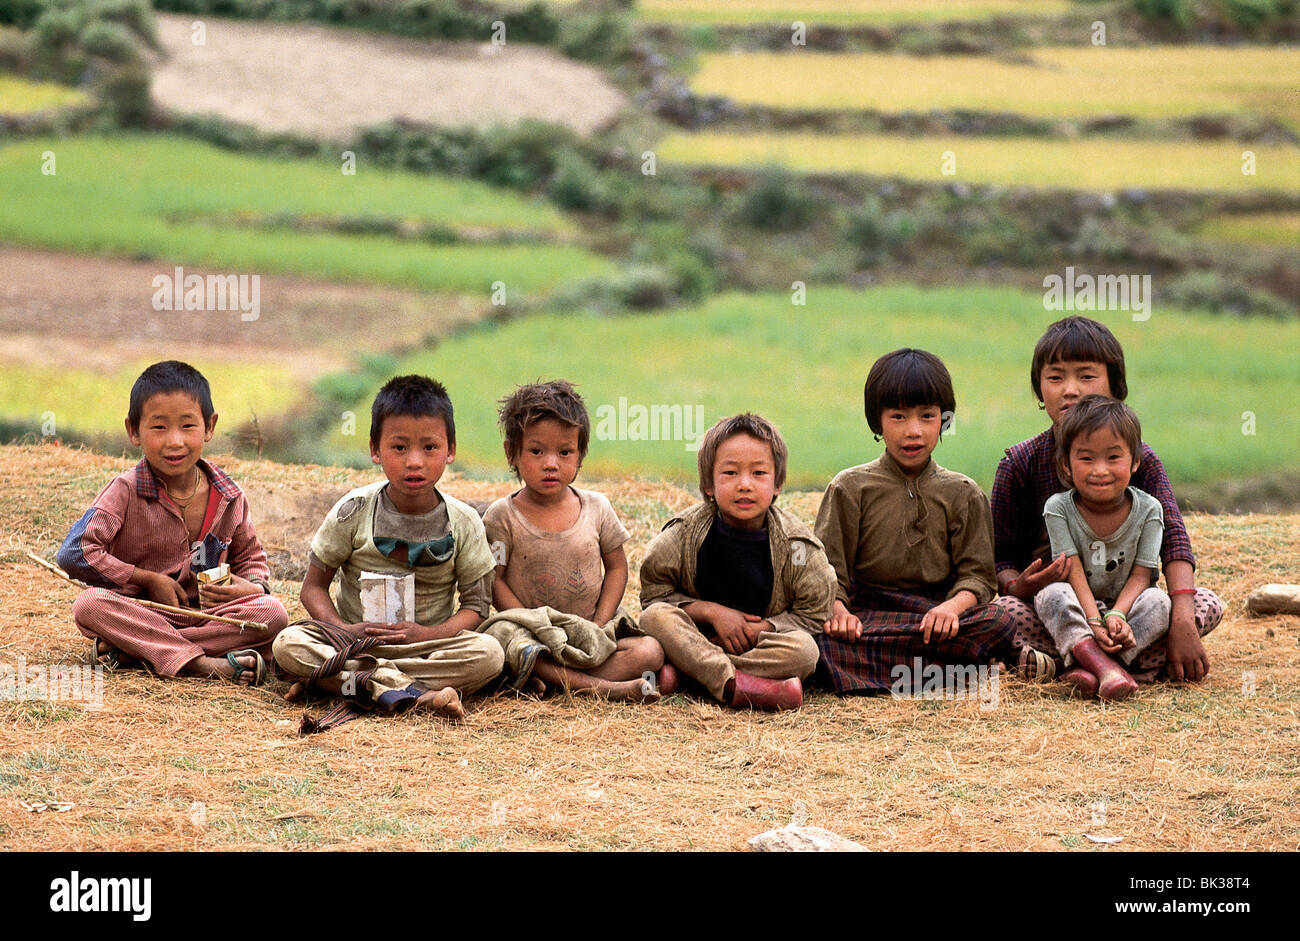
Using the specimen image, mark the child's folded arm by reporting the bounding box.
[56,484,135,589]
[813,474,862,609]
[767,537,838,635]
[991,452,1035,576]
[945,484,999,605]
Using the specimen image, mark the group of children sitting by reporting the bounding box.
[54,315,1222,725]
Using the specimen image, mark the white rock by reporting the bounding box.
[748,825,869,852]
[1245,584,1300,617]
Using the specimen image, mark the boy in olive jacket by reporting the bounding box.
[639,414,834,711]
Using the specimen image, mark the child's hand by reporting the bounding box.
[1105,613,1135,649]
[199,574,264,608]
[1088,619,1123,654]
[741,616,768,648]
[1011,554,1070,600]
[824,601,863,642]
[919,600,962,644]
[362,621,426,645]
[143,571,189,607]
[711,607,759,656]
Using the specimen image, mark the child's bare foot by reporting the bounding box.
[576,678,661,703]
[184,651,265,686]
[415,687,465,720]
[523,676,547,697]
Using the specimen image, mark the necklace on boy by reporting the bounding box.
[165,467,202,511]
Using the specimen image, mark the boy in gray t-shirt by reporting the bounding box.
[1033,396,1171,701]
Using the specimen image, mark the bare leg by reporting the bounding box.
[284,674,348,703]
[532,657,660,703]
[586,636,665,681]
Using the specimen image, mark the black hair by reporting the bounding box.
[1031,316,1128,402]
[127,361,215,432]
[1056,394,1143,484]
[370,375,456,449]
[862,349,956,435]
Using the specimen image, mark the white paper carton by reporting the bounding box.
[359,572,415,623]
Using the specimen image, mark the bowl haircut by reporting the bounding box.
[862,348,956,435]
[1054,394,1143,485]
[1031,316,1128,403]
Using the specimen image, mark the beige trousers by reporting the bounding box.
[272,622,504,703]
[638,602,818,701]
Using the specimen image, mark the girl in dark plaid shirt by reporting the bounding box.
[990,316,1222,685]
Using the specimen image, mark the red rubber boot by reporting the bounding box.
[1060,667,1100,698]
[1069,637,1137,702]
[656,663,682,695]
[728,670,803,711]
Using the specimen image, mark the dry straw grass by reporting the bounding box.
[1,444,1297,851]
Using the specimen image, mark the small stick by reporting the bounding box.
[24,552,269,631]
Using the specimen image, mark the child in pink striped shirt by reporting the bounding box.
[56,361,288,684]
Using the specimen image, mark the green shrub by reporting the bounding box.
[1213,0,1280,32]
[555,6,630,64]
[78,17,139,63]
[1163,269,1293,318]
[736,167,824,232]
[1133,0,1195,27]
[547,151,614,214]
[98,63,149,124]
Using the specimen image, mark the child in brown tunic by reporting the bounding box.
[814,349,1017,694]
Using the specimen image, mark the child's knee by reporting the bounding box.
[71,587,120,630]
[621,635,664,672]
[246,595,290,633]
[1032,582,1077,619]
[467,633,505,682]
[788,632,820,679]
[271,624,311,674]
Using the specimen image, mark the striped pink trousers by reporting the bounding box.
[72,587,289,677]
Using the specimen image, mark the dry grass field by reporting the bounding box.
[1,444,1296,851]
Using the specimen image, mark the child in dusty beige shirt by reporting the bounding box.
[482,381,663,702]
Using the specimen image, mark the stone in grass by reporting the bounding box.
[1245,585,1300,617]
[748,825,869,852]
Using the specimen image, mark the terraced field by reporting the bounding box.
[639,0,1075,25]
[689,47,1300,131]
[658,132,1300,191]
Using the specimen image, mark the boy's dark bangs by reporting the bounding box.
[876,358,953,412]
[1037,327,1114,368]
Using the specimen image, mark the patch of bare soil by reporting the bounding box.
[149,13,627,138]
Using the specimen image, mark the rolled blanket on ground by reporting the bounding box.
[479,606,636,689]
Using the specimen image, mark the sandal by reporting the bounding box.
[89,638,141,670]
[1018,645,1057,682]
[225,649,269,686]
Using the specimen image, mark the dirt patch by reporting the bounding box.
[149,14,626,139]
[0,245,483,375]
